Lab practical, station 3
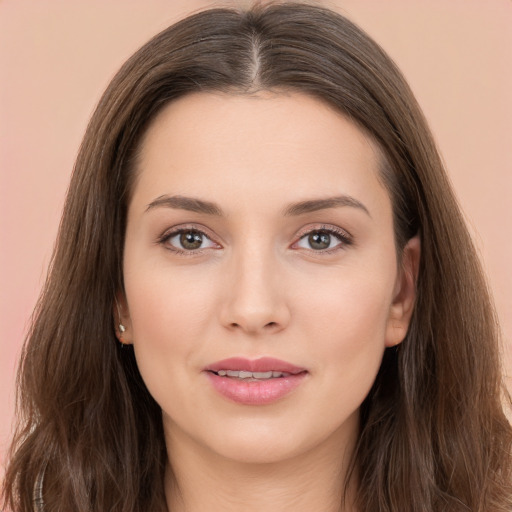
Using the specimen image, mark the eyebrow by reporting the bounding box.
[282,196,371,217]
[145,194,370,217]
[146,195,223,215]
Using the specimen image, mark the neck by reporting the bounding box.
[164,423,359,512]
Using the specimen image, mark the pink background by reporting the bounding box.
[1,0,511,466]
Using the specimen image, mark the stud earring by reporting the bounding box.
[118,324,127,346]
[115,298,127,345]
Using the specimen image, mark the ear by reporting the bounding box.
[113,292,134,345]
[385,235,421,347]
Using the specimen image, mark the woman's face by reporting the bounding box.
[120,92,418,464]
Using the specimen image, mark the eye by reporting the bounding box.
[294,227,351,252]
[161,229,218,252]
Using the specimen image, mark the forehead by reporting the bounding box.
[132,91,390,218]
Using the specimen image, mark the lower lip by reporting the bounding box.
[205,372,307,405]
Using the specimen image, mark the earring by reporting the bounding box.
[115,298,127,345]
[117,323,127,346]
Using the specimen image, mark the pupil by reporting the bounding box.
[309,231,330,250]
[180,231,203,250]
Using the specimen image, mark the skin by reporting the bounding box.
[118,91,420,512]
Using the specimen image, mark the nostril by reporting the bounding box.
[229,321,278,330]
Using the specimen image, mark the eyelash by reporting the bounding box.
[156,225,219,256]
[294,225,353,254]
[157,224,353,256]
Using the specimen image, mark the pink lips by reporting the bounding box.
[204,357,307,405]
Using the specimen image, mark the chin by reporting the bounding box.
[197,413,358,467]
[213,433,309,465]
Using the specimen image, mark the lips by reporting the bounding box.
[204,357,308,405]
[205,357,306,375]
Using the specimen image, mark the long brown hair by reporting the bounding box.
[3,3,511,511]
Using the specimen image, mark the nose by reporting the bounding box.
[219,244,291,336]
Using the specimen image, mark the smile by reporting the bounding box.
[204,357,308,405]
[214,370,290,379]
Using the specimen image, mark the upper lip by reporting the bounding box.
[205,357,306,375]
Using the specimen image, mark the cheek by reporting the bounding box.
[297,262,394,340]
[125,262,214,338]
[297,265,395,391]
[123,265,218,395]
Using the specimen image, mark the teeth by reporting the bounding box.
[215,370,288,379]
[252,371,273,379]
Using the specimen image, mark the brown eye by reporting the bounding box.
[165,229,217,252]
[294,227,351,252]
[308,231,331,250]
[180,231,204,250]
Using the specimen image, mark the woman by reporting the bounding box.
[3,3,511,511]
